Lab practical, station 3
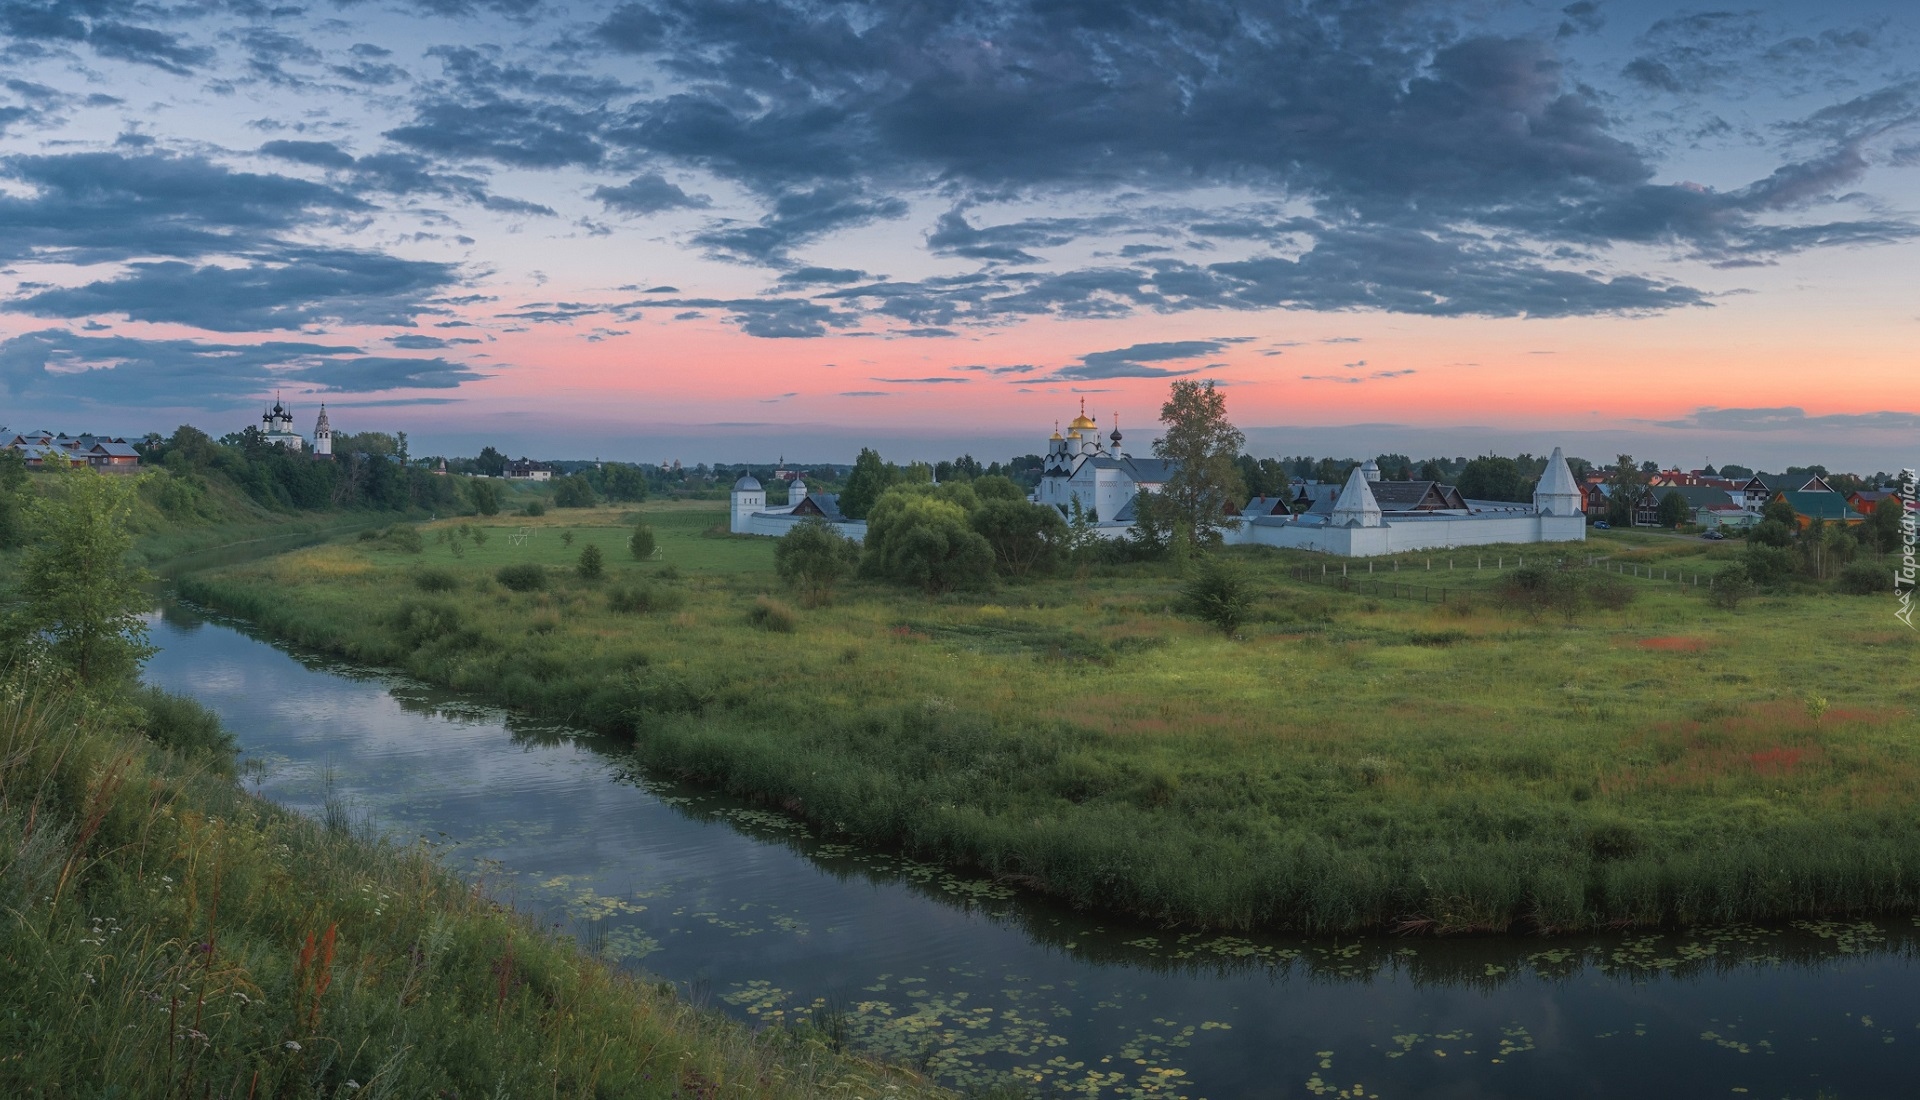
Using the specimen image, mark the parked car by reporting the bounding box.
[1703,530,1726,540]
[1594,521,1611,530]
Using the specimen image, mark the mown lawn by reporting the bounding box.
[181,503,1920,934]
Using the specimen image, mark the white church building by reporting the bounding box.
[1032,402,1177,536]
[258,397,333,457]
[1223,449,1587,556]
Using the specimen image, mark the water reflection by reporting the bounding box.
[144,601,1920,1100]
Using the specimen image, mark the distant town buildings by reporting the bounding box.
[505,458,554,481]
[252,397,333,458]
[4,430,141,470]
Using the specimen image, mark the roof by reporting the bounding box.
[1654,484,1742,509]
[1328,465,1382,527]
[1368,480,1465,512]
[789,492,843,519]
[1086,455,1178,482]
[1241,495,1291,517]
[732,474,762,492]
[1778,490,1864,521]
[1536,446,1579,500]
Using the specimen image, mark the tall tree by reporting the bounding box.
[1153,380,1246,544]
[838,447,897,520]
[7,471,154,685]
[474,445,507,477]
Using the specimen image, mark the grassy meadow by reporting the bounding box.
[179,502,1920,934]
[0,671,956,1098]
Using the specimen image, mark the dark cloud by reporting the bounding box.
[775,266,870,286]
[1047,340,1226,381]
[387,333,481,349]
[926,210,1120,264]
[0,329,482,405]
[870,376,968,384]
[261,139,357,169]
[386,98,604,168]
[10,248,463,331]
[0,3,212,73]
[0,152,367,262]
[594,171,710,214]
[691,183,907,264]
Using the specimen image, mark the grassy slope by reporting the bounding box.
[0,686,952,1099]
[180,504,1920,933]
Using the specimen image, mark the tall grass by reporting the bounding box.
[0,684,952,1098]
[175,506,1920,934]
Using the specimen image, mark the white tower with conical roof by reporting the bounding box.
[1533,446,1581,517]
[1329,464,1383,527]
[313,404,332,458]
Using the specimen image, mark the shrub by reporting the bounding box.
[1742,543,1797,589]
[553,474,597,508]
[1586,573,1636,611]
[608,583,684,614]
[774,518,859,603]
[132,685,236,772]
[496,562,547,592]
[412,567,460,592]
[1708,566,1755,610]
[561,530,575,547]
[1837,559,1888,596]
[971,498,1068,577]
[523,499,547,517]
[862,491,994,593]
[365,524,423,553]
[1179,556,1253,634]
[467,478,501,516]
[629,523,657,560]
[747,595,798,633]
[578,543,605,580]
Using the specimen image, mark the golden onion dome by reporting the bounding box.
[1069,414,1096,430]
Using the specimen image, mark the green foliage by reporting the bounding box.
[970,498,1067,577]
[1749,518,1795,548]
[496,562,547,592]
[1656,489,1690,529]
[862,490,994,593]
[5,471,154,684]
[838,447,897,521]
[412,566,461,592]
[602,463,649,503]
[1457,456,1530,503]
[1154,379,1246,542]
[523,499,547,517]
[0,448,26,548]
[467,477,501,515]
[747,595,799,633]
[577,542,606,580]
[629,521,657,560]
[553,474,597,508]
[608,582,684,614]
[969,475,1027,504]
[131,684,237,771]
[358,524,423,553]
[1709,566,1756,609]
[1179,555,1253,634]
[1761,497,1799,527]
[1742,543,1798,588]
[774,518,859,603]
[1836,559,1887,595]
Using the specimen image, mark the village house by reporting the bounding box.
[5,431,142,471]
[505,458,553,481]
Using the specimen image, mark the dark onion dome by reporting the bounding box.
[732,474,762,492]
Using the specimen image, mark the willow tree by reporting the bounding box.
[1153,379,1246,545]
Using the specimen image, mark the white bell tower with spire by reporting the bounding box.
[313,404,332,458]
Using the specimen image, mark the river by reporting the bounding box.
[143,599,1920,1099]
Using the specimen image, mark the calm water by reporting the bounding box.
[145,600,1920,1099]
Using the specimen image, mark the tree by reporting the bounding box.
[629,522,656,560]
[577,543,605,580]
[6,471,154,685]
[467,477,501,516]
[1709,567,1755,610]
[970,475,1027,504]
[553,473,597,508]
[775,518,860,603]
[1180,556,1254,634]
[1153,380,1246,544]
[1865,497,1904,554]
[1456,456,1528,502]
[474,446,507,477]
[1656,489,1690,529]
[602,463,649,503]
[1606,455,1642,526]
[838,447,897,520]
[862,491,993,592]
[971,498,1068,576]
[0,448,26,549]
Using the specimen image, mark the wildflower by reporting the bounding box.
[283,1040,302,1052]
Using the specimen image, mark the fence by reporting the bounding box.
[1286,553,1717,603]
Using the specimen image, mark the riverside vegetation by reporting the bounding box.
[179,500,1920,935]
[0,470,954,1099]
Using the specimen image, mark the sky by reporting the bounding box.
[0,0,1916,471]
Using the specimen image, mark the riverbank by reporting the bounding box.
[0,679,952,1098]
[180,503,1920,934]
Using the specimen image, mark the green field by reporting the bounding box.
[181,501,1920,934]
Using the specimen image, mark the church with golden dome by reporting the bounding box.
[1034,400,1178,530]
